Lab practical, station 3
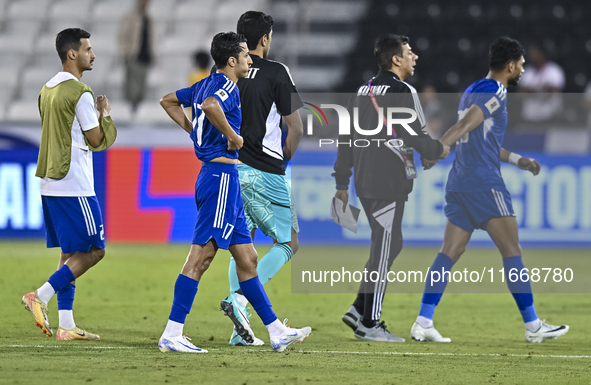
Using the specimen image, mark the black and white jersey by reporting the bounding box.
[333,70,444,201]
[237,54,303,175]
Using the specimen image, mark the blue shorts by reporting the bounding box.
[192,162,252,249]
[444,188,515,232]
[42,195,105,254]
[238,163,296,243]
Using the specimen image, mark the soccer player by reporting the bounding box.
[219,11,304,346]
[410,37,569,343]
[333,35,449,342]
[22,28,117,340]
[158,32,311,353]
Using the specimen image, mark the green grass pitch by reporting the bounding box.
[1,241,590,384]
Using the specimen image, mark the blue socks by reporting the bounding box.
[57,283,75,311]
[47,265,76,292]
[419,253,455,320]
[228,243,293,293]
[503,256,538,323]
[239,276,278,325]
[169,274,199,324]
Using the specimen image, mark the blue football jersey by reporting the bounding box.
[446,78,508,192]
[176,72,241,162]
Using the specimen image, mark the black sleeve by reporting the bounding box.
[332,137,353,189]
[274,64,303,116]
[404,130,443,160]
[391,88,443,160]
[331,95,355,189]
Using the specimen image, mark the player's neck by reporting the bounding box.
[249,47,264,58]
[486,71,507,88]
[387,68,406,81]
[217,68,238,84]
[62,63,83,80]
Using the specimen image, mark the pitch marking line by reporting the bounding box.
[3,346,588,359]
[248,349,591,359]
[1,345,133,349]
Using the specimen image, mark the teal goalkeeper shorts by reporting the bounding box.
[238,163,299,243]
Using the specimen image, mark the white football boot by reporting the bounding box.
[158,335,208,353]
[410,322,451,342]
[525,320,569,343]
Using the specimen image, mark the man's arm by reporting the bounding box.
[500,148,541,175]
[160,92,193,134]
[84,95,110,148]
[439,104,486,148]
[332,131,354,212]
[283,110,303,160]
[201,96,243,151]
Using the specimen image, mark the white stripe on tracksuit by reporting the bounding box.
[492,189,510,216]
[372,214,393,320]
[78,197,96,236]
[214,173,230,229]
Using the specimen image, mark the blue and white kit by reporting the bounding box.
[445,78,515,232]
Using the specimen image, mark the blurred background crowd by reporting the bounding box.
[0,0,589,136]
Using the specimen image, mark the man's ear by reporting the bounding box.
[67,49,77,61]
[227,56,237,68]
[391,55,401,68]
[507,61,516,73]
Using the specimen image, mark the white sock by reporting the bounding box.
[266,319,287,337]
[37,282,55,304]
[236,293,248,308]
[59,310,76,330]
[416,316,433,329]
[525,318,541,333]
[162,320,184,338]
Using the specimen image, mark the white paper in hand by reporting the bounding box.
[331,197,360,233]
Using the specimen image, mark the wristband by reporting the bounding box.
[508,152,522,166]
[336,185,348,191]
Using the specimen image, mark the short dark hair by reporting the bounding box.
[489,36,524,71]
[374,34,409,71]
[237,11,274,51]
[55,28,91,63]
[193,50,210,69]
[210,32,247,69]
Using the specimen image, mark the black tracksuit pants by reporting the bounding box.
[352,197,405,322]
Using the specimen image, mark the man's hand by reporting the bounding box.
[335,189,348,212]
[96,95,110,116]
[518,157,541,176]
[421,157,439,170]
[228,134,244,151]
[439,140,450,159]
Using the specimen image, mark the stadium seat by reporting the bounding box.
[108,100,134,125]
[134,100,176,126]
[6,0,49,21]
[2,20,41,37]
[171,23,209,44]
[159,33,210,56]
[148,0,175,23]
[174,0,217,21]
[302,1,367,23]
[49,0,93,22]
[291,66,345,91]
[6,100,41,123]
[48,19,92,36]
[215,0,266,24]
[0,34,36,55]
[93,0,135,22]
